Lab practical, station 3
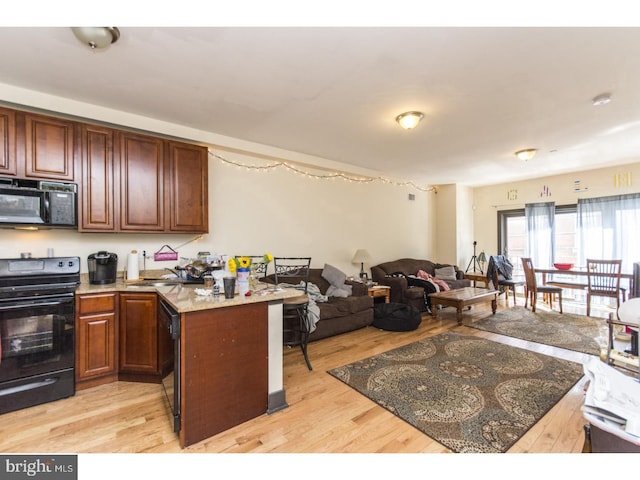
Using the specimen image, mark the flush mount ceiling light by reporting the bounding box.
[395,111,424,130]
[592,92,612,106]
[71,27,120,49]
[515,148,537,161]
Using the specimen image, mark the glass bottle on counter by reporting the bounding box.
[249,265,258,291]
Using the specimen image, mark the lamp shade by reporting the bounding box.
[478,251,487,263]
[352,249,372,264]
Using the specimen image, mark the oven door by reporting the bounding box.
[0,294,75,413]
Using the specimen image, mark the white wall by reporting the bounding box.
[0,85,435,278]
[455,184,475,270]
[432,183,475,270]
[472,162,640,259]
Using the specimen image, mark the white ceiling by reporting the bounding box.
[1,26,640,187]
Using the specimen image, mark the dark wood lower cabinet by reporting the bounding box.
[180,302,268,448]
[118,292,164,383]
[77,291,173,387]
[76,293,118,390]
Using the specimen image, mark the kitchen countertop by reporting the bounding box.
[75,279,301,313]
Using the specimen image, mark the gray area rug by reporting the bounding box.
[328,332,583,453]
[468,306,604,355]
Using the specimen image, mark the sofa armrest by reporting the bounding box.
[346,280,368,296]
[376,276,408,304]
[377,276,407,290]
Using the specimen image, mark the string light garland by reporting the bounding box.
[208,150,435,192]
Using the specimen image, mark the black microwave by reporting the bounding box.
[0,177,77,228]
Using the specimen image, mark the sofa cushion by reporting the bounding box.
[319,295,372,319]
[435,266,457,281]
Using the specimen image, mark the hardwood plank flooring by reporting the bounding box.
[0,296,616,456]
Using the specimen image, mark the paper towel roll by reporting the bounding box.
[127,250,139,280]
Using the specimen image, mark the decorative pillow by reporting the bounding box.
[322,263,352,297]
[434,266,457,281]
[326,284,353,298]
[322,263,347,287]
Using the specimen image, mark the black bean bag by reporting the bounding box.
[372,303,422,332]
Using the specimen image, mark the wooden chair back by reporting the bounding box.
[521,257,538,291]
[586,259,622,297]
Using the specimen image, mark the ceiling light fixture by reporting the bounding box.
[515,148,537,161]
[395,111,424,130]
[592,93,612,107]
[71,27,120,50]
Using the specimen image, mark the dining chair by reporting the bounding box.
[273,257,313,371]
[244,255,270,279]
[487,255,525,306]
[521,257,563,313]
[586,259,623,317]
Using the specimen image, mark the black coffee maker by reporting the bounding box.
[88,251,118,285]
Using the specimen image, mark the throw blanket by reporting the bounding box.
[417,269,450,291]
[486,255,514,291]
[277,281,327,333]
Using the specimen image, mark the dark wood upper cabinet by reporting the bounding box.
[166,140,209,233]
[79,124,116,231]
[79,131,209,233]
[119,132,165,232]
[0,107,17,175]
[1,106,209,234]
[23,112,75,181]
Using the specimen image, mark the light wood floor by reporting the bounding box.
[0,296,610,455]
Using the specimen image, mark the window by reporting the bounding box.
[498,193,640,274]
[498,205,577,274]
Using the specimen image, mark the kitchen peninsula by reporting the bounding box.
[162,283,301,448]
[76,280,300,448]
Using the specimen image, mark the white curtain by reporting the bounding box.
[577,194,640,273]
[525,202,555,267]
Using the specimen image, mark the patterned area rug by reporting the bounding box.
[328,332,583,453]
[468,306,604,355]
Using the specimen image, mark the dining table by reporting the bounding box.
[535,266,634,297]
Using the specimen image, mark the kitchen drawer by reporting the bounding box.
[78,292,117,315]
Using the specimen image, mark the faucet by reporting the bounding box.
[164,267,181,278]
